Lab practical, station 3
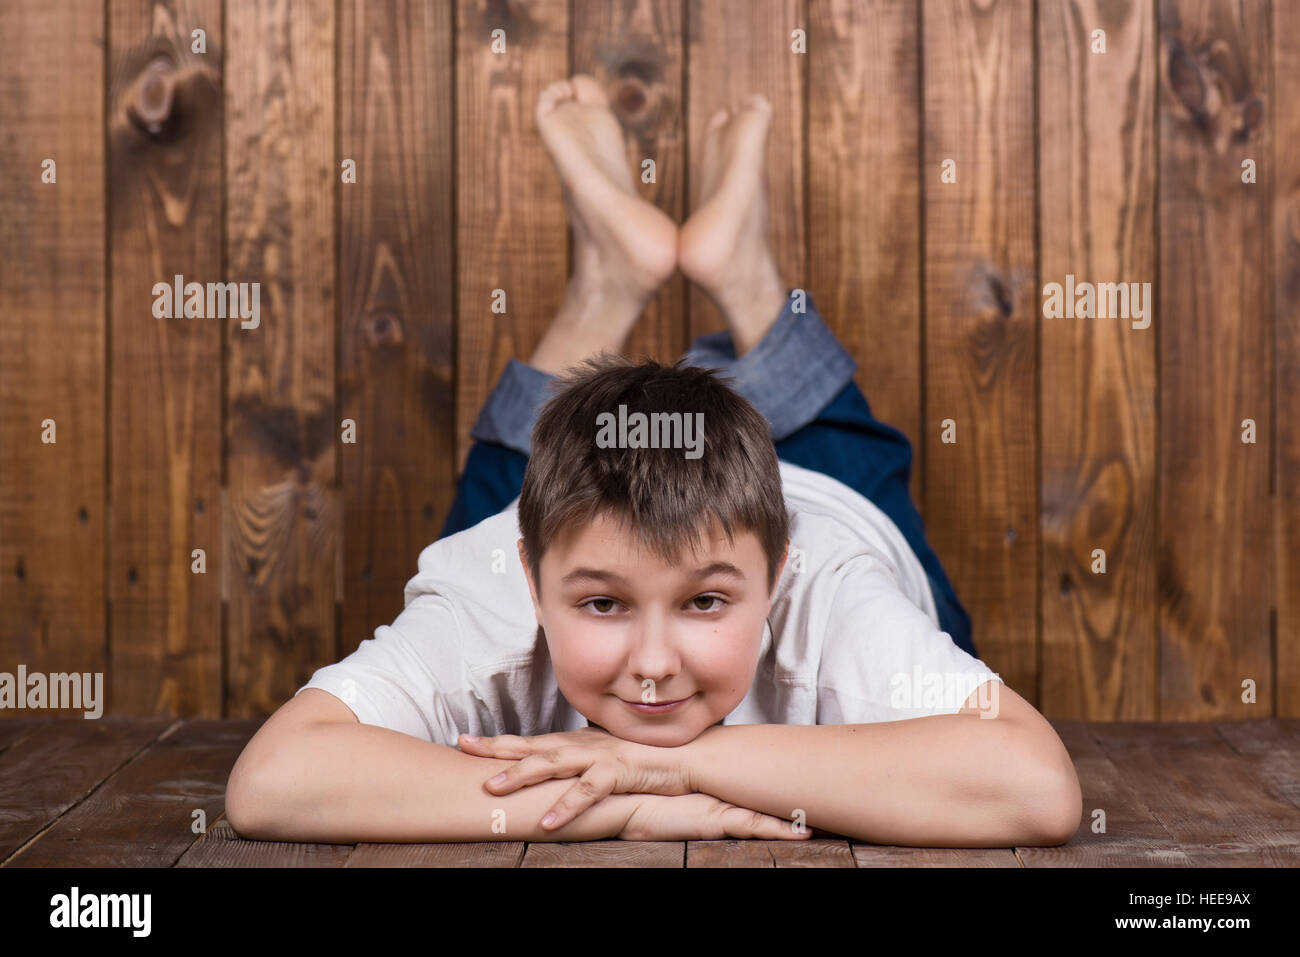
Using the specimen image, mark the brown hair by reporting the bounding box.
[517,353,789,594]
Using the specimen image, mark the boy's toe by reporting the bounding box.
[570,73,609,107]
[536,80,574,120]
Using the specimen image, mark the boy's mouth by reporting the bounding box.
[620,693,694,714]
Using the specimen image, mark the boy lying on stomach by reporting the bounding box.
[228,75,1080,847]
[225,352,1081,847]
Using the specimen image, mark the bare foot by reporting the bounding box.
[535,75,678,311]
[679,95,789,354]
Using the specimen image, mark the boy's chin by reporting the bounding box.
[586,715,719,747]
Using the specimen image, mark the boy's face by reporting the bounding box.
[519,513,786,749]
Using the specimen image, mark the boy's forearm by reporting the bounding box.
[228,722,636,843]
[681,715,1080,847]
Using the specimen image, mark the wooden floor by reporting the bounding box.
[2,718,1297,868]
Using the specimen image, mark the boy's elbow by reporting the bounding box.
[1024,762,1083,846]
[998,709,1082,846]
[223,779,261,839]
[225,750,279,840]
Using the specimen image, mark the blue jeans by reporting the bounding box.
[439,289,977,658]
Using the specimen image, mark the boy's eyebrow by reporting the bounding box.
[560,561,746,587]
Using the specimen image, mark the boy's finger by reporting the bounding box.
[540,769,616,830]
[722,806,811,841]
[771,821,814,840]
[459,733,535,757]
[484,752,584,793]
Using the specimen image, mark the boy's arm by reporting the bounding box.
[225,689,639,843]
[680,681,1082,847]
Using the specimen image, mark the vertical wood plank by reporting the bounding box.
[455,0,570,474]
[921,0,1038,694]
[1156,0,1270,719]
[339,0,456,657]
[1276,0,1300,717]
[808,0,924,507]
[225,0,337,716]
[572,0,686,363]
[1037,0,1158,719]
[686,0,804,340]
[0,1,106,690]
[107,0,224,716]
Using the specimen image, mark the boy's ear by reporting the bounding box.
[773,538,790,592]
[517,538,541,610]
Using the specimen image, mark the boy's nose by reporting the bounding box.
[627,609,681,680]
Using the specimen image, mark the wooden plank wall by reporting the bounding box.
[923,0,1039,700]
[1038,0,1157,719]
[0,0,1294,722]
[1156,0,1272,721]
[0,3,107,698]
[107,0,224,718]
[338,0,456,705]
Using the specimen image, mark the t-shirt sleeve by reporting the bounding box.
[295,592,463,746]
[816,555,1003,723]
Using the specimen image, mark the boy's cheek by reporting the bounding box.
[546,626,621,687]
[686,631,764,694]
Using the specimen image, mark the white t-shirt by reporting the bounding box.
[297,460,1002,743]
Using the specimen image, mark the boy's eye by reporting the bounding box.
[581,595,726,614]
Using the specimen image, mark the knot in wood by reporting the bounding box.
[128,58,176,136]
[614,77,647,117]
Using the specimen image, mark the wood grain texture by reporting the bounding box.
[1,1,1297,725]
[850,844,1021,867]
[921,0,1038,697]
[688,838,855,866]
[686,0,804,340]
[572,0,686,363]
[224,0,337,717]
[9,719,254,866]
[6,718,1299,865]
[1275,0,1300,718]
[0,718,54,755]
[455,0,569,474]
[177,817,353,866]
[1156,0,1271,720]
[0,718,174,864]
[1213,719,1300,814]
[1037,0,1158,720]
[521,840,684,866]
[808,0,924,507]
[339,0,455,660]
[0,0,106,687]
[1018,720,1192,866]
[107,0,224,717]
[1088,721,1300,853]
[344,841,526,866]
